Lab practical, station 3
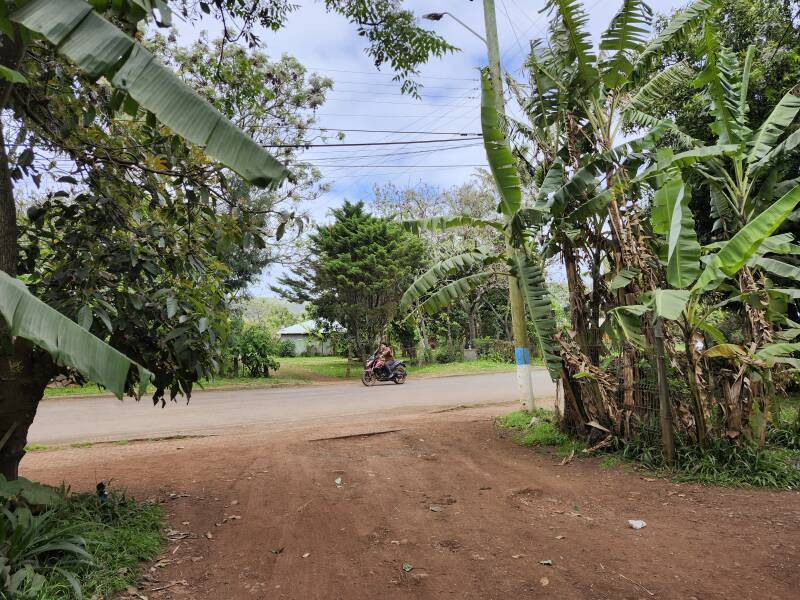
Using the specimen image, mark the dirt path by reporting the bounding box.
[23,407,800,600]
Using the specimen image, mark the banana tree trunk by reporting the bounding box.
[739,266,774,447]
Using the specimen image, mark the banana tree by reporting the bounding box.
[400,71,562,397]
[617,168,800,445]
[506,0,717,432]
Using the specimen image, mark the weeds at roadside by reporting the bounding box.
[0,482,164,599]
[497,410,586,456]
[615,434,800,489]
[498,410,800,489]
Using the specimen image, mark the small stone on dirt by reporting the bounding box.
[205,532,213,539]
[231,500,239,505]
[402,563,413,572]
[539,559,553,566]
[555,535,565,540]
[512,554,524,559]
[429,505,443,512]
[335,477,343,488]
[540,577,549,587]
[302,552,310,558]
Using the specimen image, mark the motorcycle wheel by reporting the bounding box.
[393,369,407,384]
[362,371,376,386]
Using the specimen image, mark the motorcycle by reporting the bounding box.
[362,353,407,386]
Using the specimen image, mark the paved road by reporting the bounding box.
[29,371,557,445]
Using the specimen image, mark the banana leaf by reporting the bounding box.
[480,69,520,218]
[400,251,498,313]
[417,273,491,315]
[511,253,561,381]
[0,271,151,399]
[693,184,800,291]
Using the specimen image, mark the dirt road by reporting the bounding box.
[23,406,799,600]
[29,371,555,445]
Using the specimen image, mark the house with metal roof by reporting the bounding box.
[277,319,343,356]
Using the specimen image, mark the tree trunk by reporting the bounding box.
[0,29,35,479]
[0,340,53,479]
[345,345,352,378]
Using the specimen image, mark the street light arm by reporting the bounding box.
[423,11,487,45]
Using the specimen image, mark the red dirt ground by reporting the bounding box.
[23,407,800,599]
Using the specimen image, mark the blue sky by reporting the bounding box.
[177,1,687,295]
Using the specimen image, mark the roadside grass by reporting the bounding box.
[498,409,800,489]
[14,491,163,599]
[44,375,310,398]
[497,409,586,456]
[45,358,516,398]
[281,356,515,380]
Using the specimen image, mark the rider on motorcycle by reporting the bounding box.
[373,342,395,377]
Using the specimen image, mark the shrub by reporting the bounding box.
[277,340,296,357]
[475,337,514,363]
[238,324,280,377]
[767,407,800,450]
[433,344,462,364]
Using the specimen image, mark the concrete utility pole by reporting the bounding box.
[423,2,537,411]
[481,0,536,411]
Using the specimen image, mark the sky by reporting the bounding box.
[176,0,687,295]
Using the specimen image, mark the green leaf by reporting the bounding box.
[480,70,520,218]
[651,173,681,235]
[0,270,151,399]
[400,250,497,313]
[545,0,598,94]
[402,215,504,235]
[693,184,800,291]
[0,65,27,84]
[634,0,716,72]
[12,0,288,189]
[511,253,561,381]
[609,269,637,290]
[599,0,652,89]
[417,273,491,315]
[642,289,690,321]
[627,60,694,113]
[747,89,800,172]
[751,257,800,282]
[664,175,701,288]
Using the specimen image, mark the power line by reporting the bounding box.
[303,127,482,136]
[322,96,478,107]
[306,66,479,81]
[331,80,477,91]
[263,137,482,148]
[309,111,477,119]
[299,142,483,161]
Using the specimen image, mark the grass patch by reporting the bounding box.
[600,455,622,469]
[3,490,164,599]
[497,409,585,455]
[44,375,310,397]
[280,356,515,380]
[617,435,800,489]
[70,442,93,449]
[24,443,50,453]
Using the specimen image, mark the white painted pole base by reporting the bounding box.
[515,347,535,412]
